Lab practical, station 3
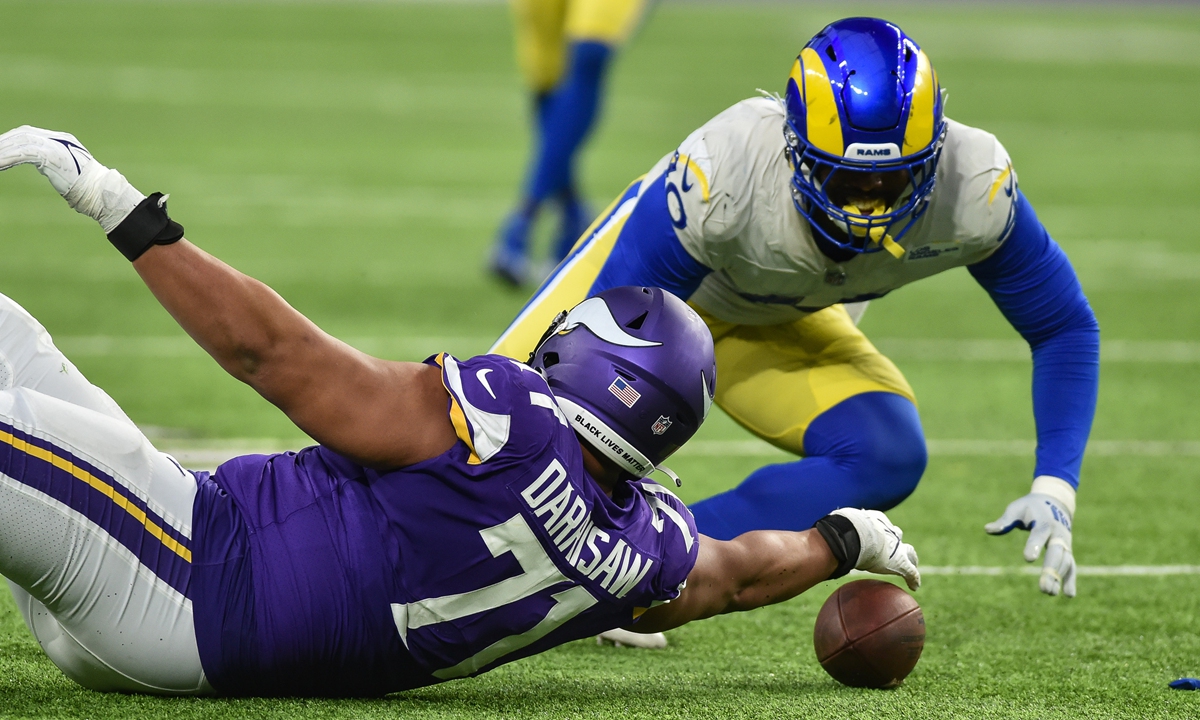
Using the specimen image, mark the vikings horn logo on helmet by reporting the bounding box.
[555,296,662,348]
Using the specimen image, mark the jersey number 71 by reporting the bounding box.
[390,513,599,679]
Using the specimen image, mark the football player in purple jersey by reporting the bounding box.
[0,126,919,697]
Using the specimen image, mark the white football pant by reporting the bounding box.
[0,293,212,694]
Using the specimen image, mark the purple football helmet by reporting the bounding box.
[530,287,716,479]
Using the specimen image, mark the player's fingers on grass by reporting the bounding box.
[1062,553,1078,598]
[984,504,1022,535]
[895,544,920,590]
[897,561,920,591]
[1038,541,1071,596]
[1038,566,1061,596]
[1042,540,1073,596]
[1024,522,1051,562]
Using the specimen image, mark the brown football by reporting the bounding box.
[813,579,925,688]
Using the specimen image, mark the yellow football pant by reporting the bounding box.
[694,305,915,456]
[490,184,916,457]
[511,0,651,92]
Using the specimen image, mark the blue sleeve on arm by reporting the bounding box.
[589,172,712,299]
[968,191,1100,488]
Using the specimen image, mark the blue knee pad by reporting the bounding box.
[689,392,927,540]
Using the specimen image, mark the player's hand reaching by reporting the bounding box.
[815,508,921,591]
[0,126,147,233]
[0,126,183,261]
[985,475,1076,598]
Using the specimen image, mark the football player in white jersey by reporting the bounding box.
[493,17,1097,599]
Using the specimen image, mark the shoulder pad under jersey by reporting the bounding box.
[429,353,568,465]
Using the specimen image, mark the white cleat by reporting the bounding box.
[596,628,668,649]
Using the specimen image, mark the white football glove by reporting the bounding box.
[985,475,1076,598]
[830,508,921,591]
[0,126,144,233]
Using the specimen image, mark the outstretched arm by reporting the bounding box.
[634,508,920,633]
[968,190,1099,491]
[632,529,836,633]
[969,190,1098,598]
[0,126,457,469]
[133,241,457,468]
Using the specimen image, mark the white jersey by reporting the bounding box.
[642,97,1018,325]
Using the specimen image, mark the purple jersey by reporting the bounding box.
[191,354,699,696]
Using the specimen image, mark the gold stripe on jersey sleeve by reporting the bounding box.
[675,154,711,203]
[433,353,482,465]
[988,163,1014,205]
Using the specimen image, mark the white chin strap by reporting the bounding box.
[656,465,682,488]
[554,397,654,478]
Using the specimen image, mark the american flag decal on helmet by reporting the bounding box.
[608,377,641,408]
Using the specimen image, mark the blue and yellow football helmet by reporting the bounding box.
[784,18,946,256]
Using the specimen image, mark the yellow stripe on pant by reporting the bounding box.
[510,0,651,92]
[0,428,192,563]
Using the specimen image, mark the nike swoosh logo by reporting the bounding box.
[476,368,496,399]
[51,138,90,174]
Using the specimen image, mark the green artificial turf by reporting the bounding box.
[1,1,1199,718]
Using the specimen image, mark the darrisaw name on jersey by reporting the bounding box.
[574,414,646,473]
[518,458,654,599]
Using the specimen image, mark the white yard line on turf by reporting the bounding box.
[55,336,1200,363]
[911,566,1200,576]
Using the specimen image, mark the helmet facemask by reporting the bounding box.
[785,120,946,257]
[783,18,948,258]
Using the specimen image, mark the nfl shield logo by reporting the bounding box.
[651,415,672,435]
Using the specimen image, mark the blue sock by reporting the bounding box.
[690,393,928,540]
[525,40,612,207]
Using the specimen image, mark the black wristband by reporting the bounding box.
[813,513,861,580]
[106,192,185,262]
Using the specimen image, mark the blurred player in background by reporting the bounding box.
[0,126,919,696]
[489,0,652,286]
[493,17,1098,599]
